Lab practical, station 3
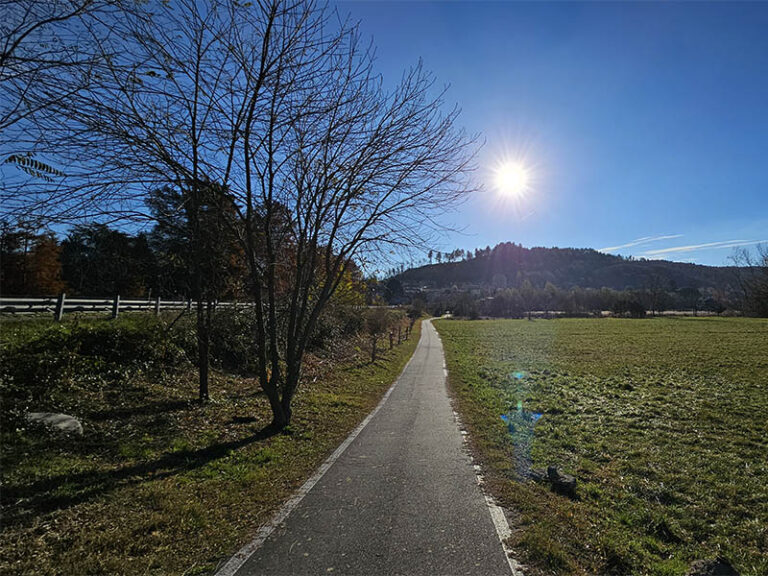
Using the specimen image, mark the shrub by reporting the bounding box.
[0,316,183,429]
[208,307,259,372]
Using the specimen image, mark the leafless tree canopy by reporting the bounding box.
[730,244,768,317]
[2,0,479,426]
[1,1,100,136]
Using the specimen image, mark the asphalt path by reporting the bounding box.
[234,320,512,575]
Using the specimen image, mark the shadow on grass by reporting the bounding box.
[2,423,281,528]
[230,415,259,424]
[87,399,195,421]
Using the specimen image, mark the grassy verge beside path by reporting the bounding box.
[434,317,767,576]
[1,315,421,575]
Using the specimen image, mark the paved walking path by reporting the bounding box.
[232,320,512,575]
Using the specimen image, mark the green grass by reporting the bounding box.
[1,315,421,575]
[434,317,768,576]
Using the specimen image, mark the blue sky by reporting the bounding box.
[339,1,768,266]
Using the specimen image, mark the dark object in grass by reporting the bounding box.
[688,558,739,576]
[547,465,577,498]
[529,465,578,499]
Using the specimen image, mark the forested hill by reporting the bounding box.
[397,243,739,292]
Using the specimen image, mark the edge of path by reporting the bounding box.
[432,322,526,576]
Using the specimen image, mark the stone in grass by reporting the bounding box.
[26,412,83,436]
[529,465,578,499]
[547,465,577,499]
[687,558,739,576]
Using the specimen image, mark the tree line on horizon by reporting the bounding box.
[1,216,389,306]
[385,241,768,317]
[424,281,728,320]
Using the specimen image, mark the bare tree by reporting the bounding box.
[730,244,768,317]
[5,0,478,428]
[240,20,478,426]
[643,272,669,317]
[520,278,535,320]
[364,308,390,362]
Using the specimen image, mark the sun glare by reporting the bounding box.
[494,162,530,198]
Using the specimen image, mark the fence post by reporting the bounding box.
[187,298,192,312]
[54,293,66,321]
[112,295,120,319]
[154,296,161,316]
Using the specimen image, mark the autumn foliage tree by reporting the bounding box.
[0,222,65,295]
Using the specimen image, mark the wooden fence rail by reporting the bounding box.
[0,295,250,320]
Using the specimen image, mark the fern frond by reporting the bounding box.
[4,154,66,181]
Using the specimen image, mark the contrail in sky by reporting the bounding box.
[599,234,682,252]
[643,239,766,256]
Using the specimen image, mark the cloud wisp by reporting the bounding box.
[642,239,767,257]
[599,234,683,253]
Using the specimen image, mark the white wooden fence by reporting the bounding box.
[0,295,246,320]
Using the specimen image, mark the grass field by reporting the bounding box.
[0,315,420,575]
[434,317,768,576]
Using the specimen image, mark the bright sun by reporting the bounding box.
[494,162,529,198]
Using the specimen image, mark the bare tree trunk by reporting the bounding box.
[263,378,290,429]
[280,371,299,427]
[196,299,210,402]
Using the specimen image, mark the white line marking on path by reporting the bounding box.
[456,417,526,576]
[215,349,420,576]
[482,480,526,576]
[448,390,526,576]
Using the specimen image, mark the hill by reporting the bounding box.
[396,243,739,294]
